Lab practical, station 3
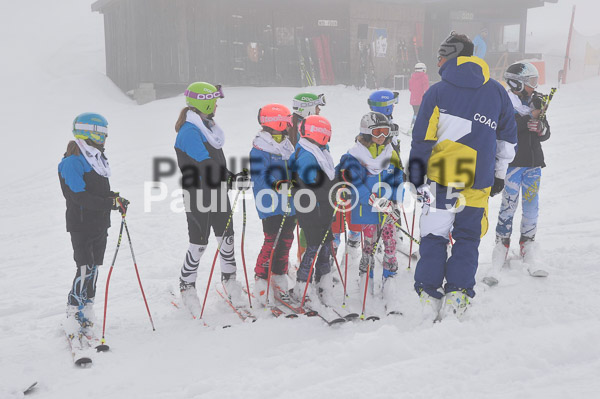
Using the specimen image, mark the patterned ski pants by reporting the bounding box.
[496,167,541,240]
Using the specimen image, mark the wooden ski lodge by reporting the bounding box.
[91,0,557,102]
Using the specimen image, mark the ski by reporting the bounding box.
[169,290,210,327]
[215,283,257,323]
[65,331,93,367]
[482,276,499,287]
[241,286,298,319]
[23,382,37,395]
[528,268,549,278]
[304,303,346,326]
[271,284,318,317]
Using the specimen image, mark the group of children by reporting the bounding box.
[58,55,551,332]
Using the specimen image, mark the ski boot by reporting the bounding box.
[440,290,471,321]
[484,236,510,286]
[418,290,442,322]
[221,272,243,305]
[316,272,335,306]
[520,236,548,277]
[180,278,202,318]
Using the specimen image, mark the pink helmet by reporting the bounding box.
[300,115,332,146]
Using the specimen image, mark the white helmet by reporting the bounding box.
[415,62,427,72]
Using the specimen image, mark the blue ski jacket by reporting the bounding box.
[408,56,518,190]
[249,146,296,219]
[337,142,404,225]
[58,151,113,232]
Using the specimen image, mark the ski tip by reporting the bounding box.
[75,357,93,367]
[23,382,38,395]
[285,314,299,319]
[305,310,319,317]
[344,313,359,320]
[96,344,110,352]
[329,318,347,325]
[482,276,499,287]
[386,311,403,316]
[365,315,380,321]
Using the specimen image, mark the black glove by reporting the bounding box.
[530,92,544,110]
[111,196,130,214]
[227,169,251,191]
[490,177,505,197]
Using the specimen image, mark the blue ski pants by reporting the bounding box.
[414,182,490,299]
[496,167,541,240]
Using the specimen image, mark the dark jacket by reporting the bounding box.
[58,154,113,232]
[510,112,551,168]
[292,145,336,226]
[174,120,230,213]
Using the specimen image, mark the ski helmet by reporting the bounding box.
[72,112,108,145]
[300,115,332,146]
[415,62,427,72]
[293,93,326,118]
[438,31,473,60]
[258,103,292,132]
[504,62,539,92]
[360,112,391,138]
[184,82,224,115]
[367,90,398,117]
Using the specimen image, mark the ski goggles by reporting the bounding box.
[74,123,108,145]
[367,92,399,108]
[360,125,391,138]
[504,72,538,89]
[293,93,326,109]
[259,114,293,126]
[184,84,225,100]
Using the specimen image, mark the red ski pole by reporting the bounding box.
[122,218,155,331]
[99,216,125,350]
[200,189,241,319]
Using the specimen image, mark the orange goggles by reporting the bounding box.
[370,127,391,138]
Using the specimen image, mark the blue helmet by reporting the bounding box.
[72,113,108,145]
[367,90,399,117]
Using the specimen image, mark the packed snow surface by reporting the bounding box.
[1,1,599,398]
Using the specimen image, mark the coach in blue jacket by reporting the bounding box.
[408,32,518,320]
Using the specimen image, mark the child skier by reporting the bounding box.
[408,62,429,133]
[489,62,551,279]
[337,112,404,314]
[174,82,245,315]
[249,104,297,305]
[59,112,129,342]
[291,93,326,265]
[290,115,337,304]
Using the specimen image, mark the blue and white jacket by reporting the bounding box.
[58,149,112,232]
[249,140,296,220]
[408,56,517,189]
[337,140,404,225]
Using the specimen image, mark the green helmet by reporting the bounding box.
[292,93,326,118]
[184,82,224,115]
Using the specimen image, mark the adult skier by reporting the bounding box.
[59,113,129,343]
[249,104,296,305]
[408,62,430,133]
[408,32,517,321]
[337,112,404,314]
[290,115,337,304]
[488,62,551,279]
[174,82,245,315]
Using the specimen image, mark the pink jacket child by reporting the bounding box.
[408,63,429,131]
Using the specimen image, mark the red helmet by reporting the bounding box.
[257,103,292,132]
[300,115,332,146]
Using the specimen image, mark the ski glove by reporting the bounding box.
[490,177,505,197]
[527,119,546,136]
[111,196,130,215]
[416,185,434,205]
[227,169,251,191]
[368,194,401,224]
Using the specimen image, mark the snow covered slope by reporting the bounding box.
[1,1,599,398]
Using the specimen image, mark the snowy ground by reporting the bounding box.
[1,1,600,398]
